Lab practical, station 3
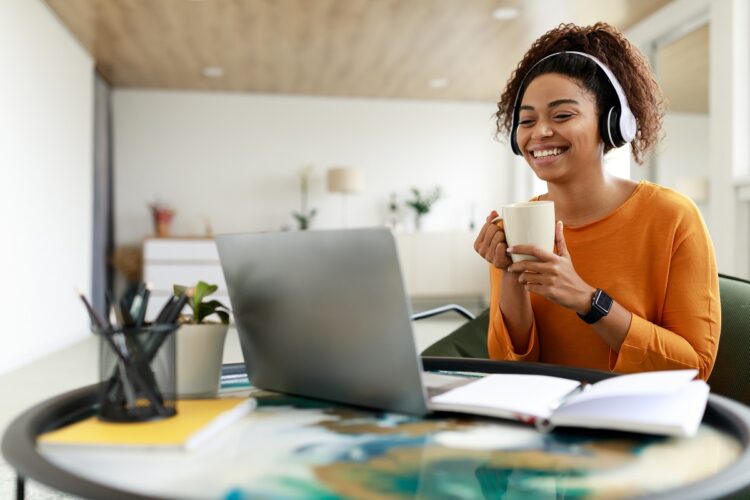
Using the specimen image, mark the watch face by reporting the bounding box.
[593,289,613,315]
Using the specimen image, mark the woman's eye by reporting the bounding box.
[518,119,535,126]
[554,113,573,120]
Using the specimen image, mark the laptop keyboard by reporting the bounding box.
[426,385,450,398]
[421,372,476,399]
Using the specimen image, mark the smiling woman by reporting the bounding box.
[473,23,720,380]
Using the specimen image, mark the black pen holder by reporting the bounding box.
[96,324,179,422]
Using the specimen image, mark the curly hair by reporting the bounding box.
[496,22,663,164]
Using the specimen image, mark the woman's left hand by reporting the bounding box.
[507,221,596,314]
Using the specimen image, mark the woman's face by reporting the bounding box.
[516,73,604,184]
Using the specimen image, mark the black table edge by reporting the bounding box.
[3,359,750,500]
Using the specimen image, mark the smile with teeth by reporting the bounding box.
[531,147,567,158]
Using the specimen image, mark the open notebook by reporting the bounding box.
[430,369,708,437]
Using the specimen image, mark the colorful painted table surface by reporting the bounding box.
[39,387,742,499]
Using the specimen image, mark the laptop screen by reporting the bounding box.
[216,228,430,415]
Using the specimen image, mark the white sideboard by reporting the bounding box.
[143,231,490,321]
[142,238,228,322]
[394,231,489,301]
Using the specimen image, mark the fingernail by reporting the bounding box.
[506,247,514,253]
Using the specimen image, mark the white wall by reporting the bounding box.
[710,0,750,277]
[113,90,508,244]
[0,0,94,374]
[657,112,710,217]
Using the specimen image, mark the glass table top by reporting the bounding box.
[38,387,742,499]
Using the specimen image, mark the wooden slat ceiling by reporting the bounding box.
[45,0,705,110]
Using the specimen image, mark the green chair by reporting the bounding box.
[710,274,750,406]
[419,274,750,406]
[419,307,489,359]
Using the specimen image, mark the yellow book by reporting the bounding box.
[39,398,255,450]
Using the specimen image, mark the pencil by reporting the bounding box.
[76,288,107,330]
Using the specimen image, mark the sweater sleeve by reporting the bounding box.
[610,212,721,380]
[487,265,540,361]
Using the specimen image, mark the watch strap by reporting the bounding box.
[577,288,612,324]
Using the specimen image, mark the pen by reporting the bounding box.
[106,292,122,328]
[76,288,107,330]
[119,296,134,328]
[549,381,590,411]
[129,282,146,320]
[133,283,152,331]
[154,295,178,324]
[164,293,189,325]
[113,332,137,409]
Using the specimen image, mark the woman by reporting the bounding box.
[474,23,719,380]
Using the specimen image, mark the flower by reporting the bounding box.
[149,202,175,223]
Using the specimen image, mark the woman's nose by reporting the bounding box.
[531,122,554,139]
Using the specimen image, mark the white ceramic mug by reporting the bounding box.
[175,324,228,398]
[501,201,556,263]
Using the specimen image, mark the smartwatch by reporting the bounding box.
[577,288,613,324]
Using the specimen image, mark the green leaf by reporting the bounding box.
[196,299,230,324]
[193,281,216,312]
[204,299,230,312]
[215,310,230,325]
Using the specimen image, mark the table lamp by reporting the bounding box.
[327,166,364,227]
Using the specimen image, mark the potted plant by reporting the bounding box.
[292,166,317,230]
[405,186,442,231]
[172,281,231,397]
[149,202,175,238]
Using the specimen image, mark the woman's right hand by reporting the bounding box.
[474,210,512,269]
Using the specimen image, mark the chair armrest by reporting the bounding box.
[411,304,476,322]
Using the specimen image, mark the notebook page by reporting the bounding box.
[568,369,698,405]
[551,381,709,437]
[430,374,581,419]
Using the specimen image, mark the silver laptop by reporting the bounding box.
[216,228,471,415]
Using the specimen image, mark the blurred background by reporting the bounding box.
[1,0,747,375]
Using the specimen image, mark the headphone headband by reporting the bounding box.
[509,51,637,155]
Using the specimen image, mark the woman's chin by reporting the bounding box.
[531,166,563,183]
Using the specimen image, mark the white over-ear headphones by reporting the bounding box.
[509,51,637,156]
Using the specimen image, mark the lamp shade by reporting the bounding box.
[327,167,364,194]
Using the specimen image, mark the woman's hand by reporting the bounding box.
[474,210,512,269]
[507,221,596,314]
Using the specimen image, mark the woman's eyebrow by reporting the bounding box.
[519,99,579,111]
[548,99,579,108]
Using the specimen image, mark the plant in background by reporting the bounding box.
[173,281,230,324]
[405,186,442,230]
[292,166,317,230]
[149,202,175,237]
[385,192,401,229]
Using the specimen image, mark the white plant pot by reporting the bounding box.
[175,323,228,398]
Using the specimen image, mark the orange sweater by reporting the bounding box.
[488,181,720,380]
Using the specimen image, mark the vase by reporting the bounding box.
[155,219,172,238]
[414,213,424,231]
[175,323,229,397]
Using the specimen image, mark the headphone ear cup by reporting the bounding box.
[600,107,625,148]
[510,125,522,155]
